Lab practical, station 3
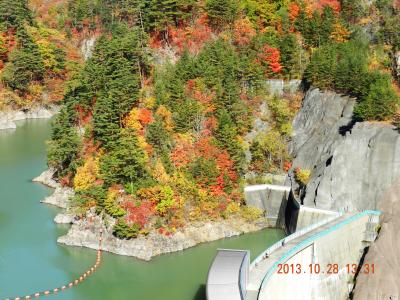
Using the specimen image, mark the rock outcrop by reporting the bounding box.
[289,88,400,211]
[58,213,268,261]
[290,88,400,299]
[0,106,59,130]
[352,180,400,300]
[40,186,73,209]
[32,168,58,189]
[33,168,74,209]
[81,36,96,60]
[54,213,76,224]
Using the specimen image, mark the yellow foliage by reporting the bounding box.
[0,89,23,109]
[28,83,44,102]
[153,159,170,184]
[143,96,156,109]
[73,156,100,191]
[156,105,174,131]
[330,23,350,43]
[124,108,142,131]
[240,206,263,221]
[295,168,311,185]
[189,207,202,221]
[226,202,241,214]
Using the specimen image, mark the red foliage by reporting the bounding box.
[60,172,73,187]
[194,137,238,194]
[76,104,92,126]
[123,200,155,228]
[257,45,283,75]
[233,18,256,46]
[168,14,213,55]
[314,0,341,12]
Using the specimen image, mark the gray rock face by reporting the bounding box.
[352,180,400,300]
[290,88,400,211]
[58,214,267,261]
[0,106,59,130]
[81,36,97,60]
[40,187,73,209]
[393,51,400,79]
[32,168,58,189]
[54,213,75,224]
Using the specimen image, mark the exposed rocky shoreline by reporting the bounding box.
[58,213,268,261]
[0,106,59,130]
[33,169,268,261]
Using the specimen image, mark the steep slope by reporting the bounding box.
[289,88,400,211]
[289,88,400,298]
[352,179,400,299]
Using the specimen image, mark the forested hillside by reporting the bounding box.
[0,1,83,110]
[2,0,399,238]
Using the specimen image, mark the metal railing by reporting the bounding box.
[250,211,342,269]
[255,210,381,299]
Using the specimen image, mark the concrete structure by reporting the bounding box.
[266,79,302,96]
[244,184,290,227]
[296,206,339,230]
[206,210,380,300]
[207,250,250,300]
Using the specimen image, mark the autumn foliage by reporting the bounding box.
[257,45,283,74]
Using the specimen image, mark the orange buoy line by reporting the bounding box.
[4,230,104,300]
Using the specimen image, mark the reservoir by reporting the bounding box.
[0,119,285,300]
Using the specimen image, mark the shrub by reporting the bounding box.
[294,167,311,185]
[113,218,140,239]
[240,206,263,221]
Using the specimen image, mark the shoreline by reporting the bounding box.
[0,106,59,130]
[33,169,270,261]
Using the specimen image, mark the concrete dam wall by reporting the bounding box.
[207,210,380,300]
[255,211,380,300]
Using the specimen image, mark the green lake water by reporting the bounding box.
[0,119,285,300]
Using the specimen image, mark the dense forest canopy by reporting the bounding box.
[0,0,399,238]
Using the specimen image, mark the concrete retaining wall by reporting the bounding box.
[296,206,338,230]
[266,79,302,96]
[244,184,290,226]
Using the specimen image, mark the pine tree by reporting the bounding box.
[140,0,195,32]
[0,0,32,29]
[47,108,81,175]
[100,128,149,186]
[1,28,44,93]
[205,0,239,28]
[215,109,245,173]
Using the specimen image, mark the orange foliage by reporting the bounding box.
[185,79,216,113]
[233,18,256,46]
[138,108,153,125]
[171,135,195,168]
[288,2,300,22]
[313,0,341,12]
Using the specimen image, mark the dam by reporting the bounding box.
[206,184,381,300]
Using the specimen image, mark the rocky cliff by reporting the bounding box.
[289,88,400,212]
[352,179,400,300]
[289,88,400,299]
[0,106,59,130]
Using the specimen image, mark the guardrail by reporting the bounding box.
[255,210,381,299]
[250,211,342,269]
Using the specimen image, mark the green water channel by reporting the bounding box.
[0,119,285,300]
